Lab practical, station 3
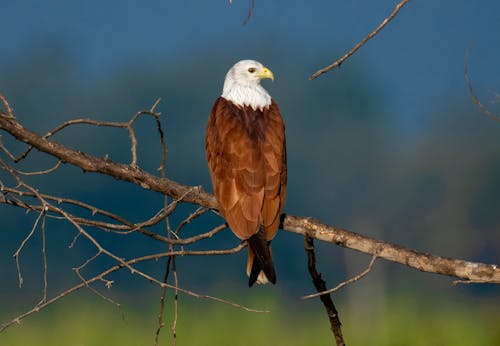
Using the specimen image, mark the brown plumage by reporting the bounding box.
[206,71,287,286]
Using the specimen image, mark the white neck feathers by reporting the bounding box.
[221,76,272,111]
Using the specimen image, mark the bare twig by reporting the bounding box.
[464,49,500,122]
[492,92,500,104]
[154,108,182,345]
[302,255,378,299]
[74,263,122,309]
[0,135,18,160]
[309,0,411,80]
[155,256,173,346]
[304,236,344,346]
[0,243,262,333]
[0,110,217,207]
[13,98,162,165]
[243,0,255,26]
[1,184,226,249]
[171,256,179,345]
[174,206,208,235]
[1,187,187,243]
[13,209,45,288]
[39,214,48,305]
[0,93,15,118]
[14,160,62,176]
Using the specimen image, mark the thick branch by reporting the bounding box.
[0,114,217,208]
[1,112,499,284]
[285,215,499,283]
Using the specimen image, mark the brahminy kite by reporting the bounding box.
[206,60,287,287]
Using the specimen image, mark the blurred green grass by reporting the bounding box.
[1,294,499,346]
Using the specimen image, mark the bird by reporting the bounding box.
[206,60,287,287]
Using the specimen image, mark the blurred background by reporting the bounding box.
[1,1,499,345]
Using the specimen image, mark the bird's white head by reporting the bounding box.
[221,60,274,110]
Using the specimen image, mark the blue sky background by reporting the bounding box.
[2,0,499,134]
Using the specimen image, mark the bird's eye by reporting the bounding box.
[248,67,256,73]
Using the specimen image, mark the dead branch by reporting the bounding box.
[0,243,263,333]
[0,95,266,340]
[0,108,217,208]
[0,104,499,284]
[1,93,499,345]
[305,236,345,346]
[1,186,223,245]
[302,255,377,300]
[284,215,499,283]
[309,0,411,80]
[243,0,255,26]
[464,49,500,122]
[228,0,255,26]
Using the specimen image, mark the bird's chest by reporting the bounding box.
[234,106,270,142]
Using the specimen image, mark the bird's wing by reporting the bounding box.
[206,97,266,240]
[260,100,287,240]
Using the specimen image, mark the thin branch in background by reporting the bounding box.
[309,0,411,80]
[74,251,102,274]
[243,0,255,26]
[492,91,500,104]
[171,254,179,345]
[228,0,255,26]
[302,255,378,300]
[464,48,500,122]
[0,135,18,161]
[153,104,180,346]
[68,230,82,249]
[0,244,260,333]
[13,98,163,166]
[39,213,48,305]
[74,265,122,310]
[13,209,45,288]
[304,236,345,346]
[155,256,173,346]
[0,93,15,118]
[1,183,223,246]
[174,206,208,236]
[126,98,162,167]
[14,160,62,176]
[14,118,128,163]
[154,207,179,346]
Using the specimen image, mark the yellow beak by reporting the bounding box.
[259,67,274,81]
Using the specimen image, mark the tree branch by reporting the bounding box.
[284,215,499,283]
[302,255,377,300]
[464,48,500,122]
[309,0,411,80]
[0,112,217,208]
[0,244,264,333]
[0,107,499,285]
[305,236,345,346]
[1,94,499,344]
